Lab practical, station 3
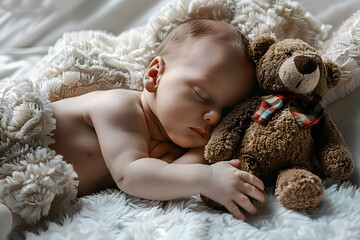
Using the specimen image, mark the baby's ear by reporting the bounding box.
[249,35,276,62]
[324,60,341,88]
[144,56,165,92]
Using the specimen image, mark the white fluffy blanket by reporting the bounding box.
[20,180,360,240]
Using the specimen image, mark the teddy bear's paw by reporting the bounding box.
[275,168,323,212]
[204,138,234,163]
[237,155,261,176]
[318,145,354,180]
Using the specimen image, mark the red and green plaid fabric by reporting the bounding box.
[253,94,325,129]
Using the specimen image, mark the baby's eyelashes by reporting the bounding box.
[193,86,211,102]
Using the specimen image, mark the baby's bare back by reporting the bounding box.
[49,92,117,196]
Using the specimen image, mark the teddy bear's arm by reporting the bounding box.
[312,111,354,180]
[204,96,261,163]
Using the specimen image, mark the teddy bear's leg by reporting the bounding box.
[275,168,323,211]
[312,112,353,180]
[0,203,13,239]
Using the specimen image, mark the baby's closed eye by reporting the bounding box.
[193,86,212,102]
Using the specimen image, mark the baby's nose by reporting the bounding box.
[203,110,221,125]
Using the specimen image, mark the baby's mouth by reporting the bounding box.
[189,127,210,140]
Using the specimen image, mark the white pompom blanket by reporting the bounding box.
[1,0,360,237]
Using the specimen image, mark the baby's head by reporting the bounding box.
[143,19,255,148]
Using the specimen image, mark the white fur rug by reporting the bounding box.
[14,179,359,240]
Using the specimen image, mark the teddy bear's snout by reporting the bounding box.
[279,54,320,94]
[294,55,318,75]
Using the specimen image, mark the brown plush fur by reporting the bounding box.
[202,35,354,212]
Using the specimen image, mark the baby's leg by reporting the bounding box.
[0,203,13,239]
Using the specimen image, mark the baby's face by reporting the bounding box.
[154,37,254,148]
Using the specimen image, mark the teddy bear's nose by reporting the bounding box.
[294,55,318,75]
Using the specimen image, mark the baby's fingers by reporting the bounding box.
[224,201,247,221]
[237,170,265,191]
[233,194,258,216]
[240,182,266,203]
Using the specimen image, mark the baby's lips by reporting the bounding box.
[201,130,210,139]
[201,124,214,138]
[190,127,210,139]
[200,127,212,139]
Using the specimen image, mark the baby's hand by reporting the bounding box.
[200,159,266,221]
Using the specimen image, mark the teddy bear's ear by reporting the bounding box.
[324,60,341,88]
[249,35,276,62]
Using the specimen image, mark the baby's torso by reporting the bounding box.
[49,89,180,196]
[49,92,115,196]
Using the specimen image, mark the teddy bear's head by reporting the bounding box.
[249,35,340,97]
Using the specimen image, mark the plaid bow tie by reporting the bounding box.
[253,94,325,129]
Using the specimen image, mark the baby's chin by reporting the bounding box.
[171,135,208,149]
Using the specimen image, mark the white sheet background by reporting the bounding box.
[0,0,359,185]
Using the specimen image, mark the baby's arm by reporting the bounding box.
[120,156,265,221]
[89,91,265,220]
[171,147,208,164]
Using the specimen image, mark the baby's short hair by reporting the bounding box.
[155,18,251,62]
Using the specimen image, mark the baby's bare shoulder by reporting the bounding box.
[86,89,141,115]
[87,89,145,131]
[86,89,139,106]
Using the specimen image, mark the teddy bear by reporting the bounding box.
[202,35,354,212]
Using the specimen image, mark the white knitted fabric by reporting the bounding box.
[1,0,358,225]
[29,0,330,101]
[323,10,360,105]
[0,78,78,224]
